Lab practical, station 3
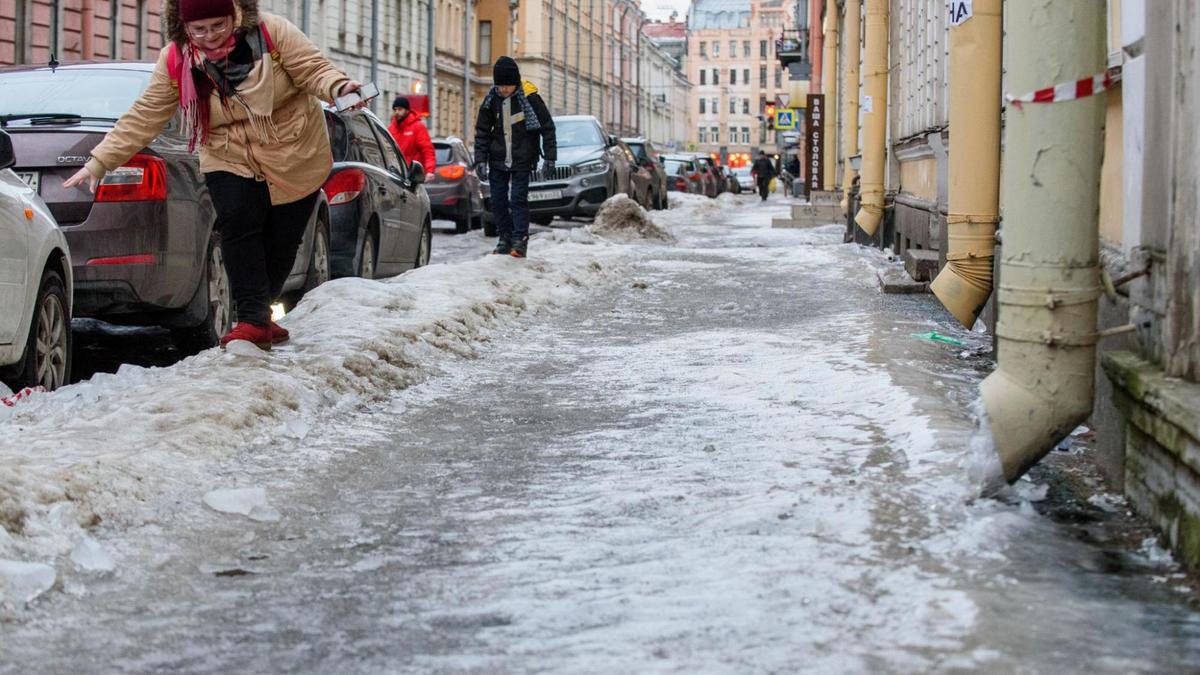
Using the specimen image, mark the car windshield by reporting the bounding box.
[435,146,454,164]
[664,159,691,174]
[733,166,752,176]
[0,69,152,120]
[555,120,605,147]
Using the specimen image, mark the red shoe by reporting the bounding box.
[220,322,273,350]
[270,321,290,345]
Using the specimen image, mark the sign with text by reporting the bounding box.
[806,94,825,192]
[948,0,973,26]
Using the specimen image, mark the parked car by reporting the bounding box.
[526,115,633,226]
[427,137,485,234]
[617,140,654,210]
[0,62,331,353]
[690,154,721,198]
[621,137,669,210]
[0,129,72,391]
[724,167,741,194]
[662,154,705,195]
[324,107,432,280]
[731,166,755,193]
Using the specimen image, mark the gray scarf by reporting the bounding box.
[481,86,541,131]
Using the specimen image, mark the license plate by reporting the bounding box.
[16,171,39,193]
[529,189,563,202]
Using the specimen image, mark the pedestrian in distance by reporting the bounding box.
[473,56,557,258]
[388,96,436,173]
[751,150,777,202]
[63,0,364,351]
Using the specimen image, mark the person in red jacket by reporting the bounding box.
[388,96,435,172]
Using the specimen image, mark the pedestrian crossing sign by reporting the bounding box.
[775,109,796,130]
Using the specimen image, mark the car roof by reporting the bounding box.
[553,115,602,123]
[0,61,156,74]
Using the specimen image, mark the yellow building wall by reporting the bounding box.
[1099,90,1124,246]
[899,157,938,202]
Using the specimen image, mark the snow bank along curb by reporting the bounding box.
[0,195,717,602]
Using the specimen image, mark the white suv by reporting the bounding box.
[0,129,72,391]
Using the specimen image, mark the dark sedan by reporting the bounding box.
[324,108,432,279]
[622,138,669,210]
[0,62,331,353]
[427,138,485,234]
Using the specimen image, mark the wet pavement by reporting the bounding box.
[6,199,1200,673]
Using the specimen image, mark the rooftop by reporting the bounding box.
[643,21,687,41]
[687,0,751,30]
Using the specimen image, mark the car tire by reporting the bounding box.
[2,268,71,392]
[358,229,377,279]
[301,218,332,295]
[172,236,233,354]
[414,220,432,268]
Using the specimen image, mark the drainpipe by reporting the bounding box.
[549,2,555,104]
[929,0,1002,328]
[980,0,1105,483]
[81,0,95,59]
[426,0,436,135]
[821,3,838,190]
[810,0,823,92]
[301,0,311,34]
[464,0,472,139]
[370,0,379,91]
[853,0,887,235]
[840,0,860,212]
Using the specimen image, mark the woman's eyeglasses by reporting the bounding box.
[187,20,233,39]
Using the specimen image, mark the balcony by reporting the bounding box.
[776,28,808,70]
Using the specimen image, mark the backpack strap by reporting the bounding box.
[166,42,182,91]
[259,22,281,63]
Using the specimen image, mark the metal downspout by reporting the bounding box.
[549,2,555,104]
[840,0,860,212]
[980,0,1106,484]
[929,0,1002,329]
[821,3,838,190]
[427,0,436,135]
[301,0,311,34]
[370,0,379,94]
[464,0,472,139]
[81,0,95,59]
[853,0,887,235]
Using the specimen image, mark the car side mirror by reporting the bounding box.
[0,131,14,171]
[409,161,426,185]
[607,135,617,148]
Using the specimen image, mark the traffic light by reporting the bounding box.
[765,103,776,130]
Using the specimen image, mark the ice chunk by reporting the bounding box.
[1071,425,1090,436]
[224,340,271,359]
[203,487,282,523]
[70,536,116,573]
[0,382,11,398]
[0,560,56,604]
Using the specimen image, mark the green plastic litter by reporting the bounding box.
[911,331,965,347]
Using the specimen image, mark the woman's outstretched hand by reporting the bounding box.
[338,80,369,110]
[62,166,99,193]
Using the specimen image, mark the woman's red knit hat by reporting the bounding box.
[179,0,236,21]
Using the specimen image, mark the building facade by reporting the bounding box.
[1,0,166,65]
[638,38,689,150]
[686,0,791,165]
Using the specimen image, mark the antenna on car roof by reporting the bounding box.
[49,53,59,71]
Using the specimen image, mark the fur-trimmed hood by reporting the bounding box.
[165,0,262,46]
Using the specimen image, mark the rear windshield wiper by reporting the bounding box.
[0,113,119,127]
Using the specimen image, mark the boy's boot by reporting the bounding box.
[492,236,512,255]
[510,236,529,259]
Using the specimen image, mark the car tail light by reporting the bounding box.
[673,177,687,190]
[324,168,366,205]
[437,164,466,180]
[95,153,167,202]
[689,172,701,181]
[86,254,157,265]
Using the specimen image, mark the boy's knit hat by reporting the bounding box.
[493,56,521,86]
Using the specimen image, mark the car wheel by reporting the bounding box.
[414,220,432,268]
[3,268,71,392]
[172,236,233,354]
[358,229,377,279]
[302,218,332,295]
[454,200,470,234]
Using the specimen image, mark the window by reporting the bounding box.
[743,68,750,84]
[730,69,737,85]
[742,99,750,114]
[700,69,707,85]
[713,41,720,57]
[700,98,706,114]
[713,69,719,85]
[711,126,720,143]
[729,97,737,114]
[775,67,782,88]
[479,21,492,64]
[742,127,750,144]
[760,40,767,58]
[350,115,386,169]
[729,124,737,144]
[699,41,706,57]
[371,120,409,175]
[711,97,718,113]
[743,40,750,57]
[760,67,767,87]
[700,127,707,143]
[729,41,736,55]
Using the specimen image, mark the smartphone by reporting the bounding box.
[335,82,380,112]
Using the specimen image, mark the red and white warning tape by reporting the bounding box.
[1006,66,1122,110]
[1,386,44,408]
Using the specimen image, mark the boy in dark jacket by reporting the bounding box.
[474,56,557,258]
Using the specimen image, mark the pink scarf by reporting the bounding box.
[178,34,235,152]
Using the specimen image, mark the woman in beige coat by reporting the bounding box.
[64,0,363,349]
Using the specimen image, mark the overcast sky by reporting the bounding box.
[645,0,690,22]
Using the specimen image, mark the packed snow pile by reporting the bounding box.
[588,194,674,242]
[0,193,731,587]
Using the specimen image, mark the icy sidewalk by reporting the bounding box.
[0,194,724,591]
